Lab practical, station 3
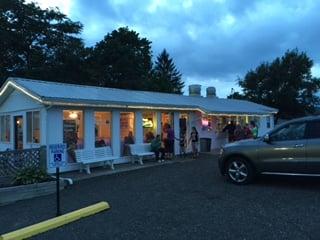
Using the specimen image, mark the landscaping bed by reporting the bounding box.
[0,167,67,206]
[0,179,66,206]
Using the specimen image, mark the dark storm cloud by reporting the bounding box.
[66,0,320,96]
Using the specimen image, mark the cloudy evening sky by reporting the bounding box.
[31,0,320,97]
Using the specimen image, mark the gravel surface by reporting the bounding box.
[1,154,320,240]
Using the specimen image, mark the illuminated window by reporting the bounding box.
[161,112,173,130]
[0,115,10,142]
[95,112,112,147]
[120,112,135,156]
[27,111,40,143]
[143,112,156,143]
[63,110,84,163]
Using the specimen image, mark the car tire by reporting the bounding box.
[226,157,254,184]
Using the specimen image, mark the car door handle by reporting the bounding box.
[294,144,304,148]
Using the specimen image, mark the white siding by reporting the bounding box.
[0,90,42,113]
[111,110,121,160]
[84,109,95,149]
[46,108,63,145]
[156,112,162,135]
[40,108,47,146]
[258,115,274,136]
[135,110,143,144]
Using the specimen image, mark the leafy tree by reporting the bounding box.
[152,49,184,94]
[89,27,153,90]
[227,91,246,100]
[235,49,320,119]
[0,0,88,85]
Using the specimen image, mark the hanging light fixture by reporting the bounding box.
[69,111,78,119]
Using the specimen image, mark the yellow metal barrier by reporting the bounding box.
[0,201,110,240]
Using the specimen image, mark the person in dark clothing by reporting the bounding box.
[243,123,253,139]
[166,124,175,159]
[124,131,134,144]
[223,121,236,142]
[151,134,165,162]
[234,124,245,141]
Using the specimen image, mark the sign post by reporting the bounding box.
[49,144,67,217]
[56,166,60,216]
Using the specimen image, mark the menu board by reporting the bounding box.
[63,120,76,133]
[63,120,77,143]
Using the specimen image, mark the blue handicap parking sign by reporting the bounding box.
[49,144,67,168]
[54,153,62,162]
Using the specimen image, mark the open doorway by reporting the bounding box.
[14,115,23,150]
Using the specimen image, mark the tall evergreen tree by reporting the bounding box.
[153,49,184,94]
[89,27,153,90]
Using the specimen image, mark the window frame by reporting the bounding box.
[94,111,112,148]
[0,115,11,143]
[26,111,40,144]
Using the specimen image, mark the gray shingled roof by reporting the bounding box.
[2,77,277,115]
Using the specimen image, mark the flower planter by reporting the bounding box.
[0,180,66,206]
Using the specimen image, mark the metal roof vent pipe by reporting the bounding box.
[189,84,202,97]
[206,87,217,98]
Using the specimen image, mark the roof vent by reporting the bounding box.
[206,87,216,98]
[189,84,201,97]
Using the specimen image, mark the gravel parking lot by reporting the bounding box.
[1,154,320,240]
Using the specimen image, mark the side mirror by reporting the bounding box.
[263,134,271,143]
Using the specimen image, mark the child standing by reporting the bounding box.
[179,132,187,158]
[189,127,199,159]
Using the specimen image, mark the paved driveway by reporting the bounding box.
[1,154,320,240]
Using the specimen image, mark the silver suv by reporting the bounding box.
[218,116,320,184]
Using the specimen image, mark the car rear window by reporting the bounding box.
[305,121,320,139]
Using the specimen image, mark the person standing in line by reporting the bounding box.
[222,121,236,142]
[151,134,165,162]
[166,124,175,159]
[243,123,253,139]
[234,124,245,141]
[189,127,199,159]
[178,131,187,158]
[250,121,259,139]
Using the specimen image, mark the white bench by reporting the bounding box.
[129,143,155,165]
[75,146,115,174]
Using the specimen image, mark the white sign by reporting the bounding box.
[49,144,67,168]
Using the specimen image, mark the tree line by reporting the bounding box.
[1,1,319,119]
[0,0,184,94]
[228,49,320,119]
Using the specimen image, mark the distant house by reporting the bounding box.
[0,78,277,173]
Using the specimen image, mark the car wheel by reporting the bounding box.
[226,157,254,184]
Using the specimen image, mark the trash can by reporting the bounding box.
[200,138,211,152]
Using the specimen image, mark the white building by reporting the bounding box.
[0,78,277,173]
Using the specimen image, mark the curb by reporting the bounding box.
[0,201,110,240]
[71,158,191,183]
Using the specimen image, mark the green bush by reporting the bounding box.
[13,167,51,185]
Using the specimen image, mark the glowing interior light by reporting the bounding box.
[202,118,209,127]
[142,118,153,128]
[69,112,78,119]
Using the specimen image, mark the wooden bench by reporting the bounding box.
[75,146,115,174]
[129,143,155,165]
